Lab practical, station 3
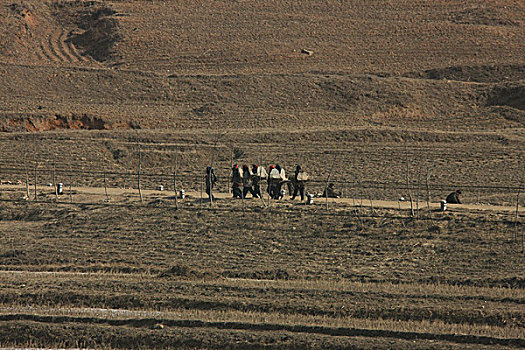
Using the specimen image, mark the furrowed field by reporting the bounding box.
[0,0,524,348]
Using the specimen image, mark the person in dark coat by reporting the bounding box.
[322,183,341,198]
[446,190,462,204]
[267,165,278,198]
[274,164,287,199]
[252,164,263,198]
[291,165,306,201]
[231,165,243,198]
[242,164,257,198]
[205,166,217,200]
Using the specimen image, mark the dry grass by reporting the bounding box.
[0,0,524,348]
[1,305,523,340]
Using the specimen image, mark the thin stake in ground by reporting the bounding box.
[425,160,434,220]
[404,140,414,217]
[23,151,30,199]
[33,161,38,202]
[325,154,337,211]
[228,147,233,194]
[200,174,204,210]
[53,151,58,202]
[515,184,521,241]
[173,151,179,210]
[104,169,109,202]
[137,141,143,203]
[69,160,73,204]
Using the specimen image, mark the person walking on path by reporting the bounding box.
[242,164,258,198]
[291,165,307,201]
[252,164,265,198]
[231,165,243,198]
[205,166,217,200]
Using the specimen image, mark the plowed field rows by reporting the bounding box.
[0,199,523,349]
[0,0,524,348]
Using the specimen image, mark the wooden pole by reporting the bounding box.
[416,165,422,220]
[208,136,221,207]
[69,162,73,204]
[515,185,521,241]
[325,154,337,211]
[104,169,109,202]
[404,141,414,217]
[228,147,233,194]
[256,150,267,209]
[241,178,246,216]
[268,174,272,209]
[138,142,143,202]
[33,161,38,202]
[200,174,203,209]
[173,151,179,210]
[23,152,30,199]
[425,164,432,217]
[53,152,58,202]
[259,176,267,208]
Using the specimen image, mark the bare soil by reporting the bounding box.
[0,195,523,349]
[0,0,524,348]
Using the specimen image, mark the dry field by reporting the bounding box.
[0,196,524,349]
[0,0,524,348]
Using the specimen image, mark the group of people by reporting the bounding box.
[205,165,463,205]
[204,164,343,202]
[230,164,306,200]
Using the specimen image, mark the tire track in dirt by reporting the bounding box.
[56,29,75,63]
[48,28,70,63]
[36,28,86,64]
[65,35,88,63]
[37,38,54,62]
[58,29,88,63]
[0,314,523,348]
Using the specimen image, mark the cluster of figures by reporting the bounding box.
[204,164,342,201]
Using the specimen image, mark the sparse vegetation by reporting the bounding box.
[0,0,523,348]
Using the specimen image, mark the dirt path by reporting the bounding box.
[1,184,522,214]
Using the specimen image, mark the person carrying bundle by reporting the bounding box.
[231,164,243,198]
[268,165,282,199]
[446,189,462,204]
[252,164,266,198]
[291,165,308,201]
[242,164,258,198]
[275,164,288,199]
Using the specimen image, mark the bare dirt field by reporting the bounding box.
[0,0,524,348]
[0,192,523,349]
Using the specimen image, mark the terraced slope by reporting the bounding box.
[0,1,524,349]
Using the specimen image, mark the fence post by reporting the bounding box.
[325,154,337,211]
[425,163,432,218]
[200,174,203,210]
[404,141,414,217]
[69,162,73,204]
[33,161,38,202]
[137,142,143,203]
[241,181,246,216]
[515,185,521,241]
[173,151,179,210]
[104,169,109,202]
[228,147,233,194]
[23,152,30,199]
[53,152,58,202]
